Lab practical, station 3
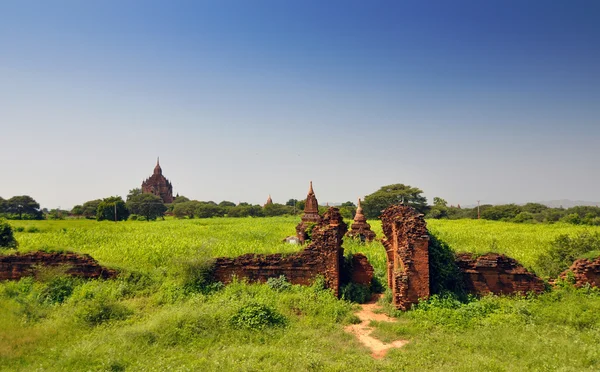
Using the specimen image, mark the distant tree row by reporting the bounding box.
[0,196,43,220]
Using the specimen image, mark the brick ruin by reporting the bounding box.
[456,253,545,295]
[0,251,117,281]
[295,181,322,244]
[214,207,350,296]
[559,257,600,288]
[380,205,430,310]
[346,198,376,242]
[141,158,174,204]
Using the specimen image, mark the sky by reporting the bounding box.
[1,0,599,209]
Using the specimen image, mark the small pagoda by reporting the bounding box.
[346,198,376,242]
[295,181,322,243]
[264,195,273,207]
[141,158,174,204]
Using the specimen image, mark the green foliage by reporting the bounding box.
[266,275,292,292]
[229,302,287,330]
[428,234,465,296]
[81,199,102,219]
[0,218,18,248]
[363,183,428,218]
[38,276,77,304]
[96,196,129,221]
[175,256,219,294]
[75,297,132,325]
[4,195,43,220]
[433,197,448,207]
[340,282,371,304]
[126,193,167,221]
[534,231,600,278]
[126,188,142,201]
[481,204,522,221]
[263,203,293,217]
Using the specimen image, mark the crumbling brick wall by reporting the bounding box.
[381,205,430,310]
[348,253,374,286]
[559,257,600,288]
[0,251,117,280]
[456,253,545,295]
[214,208,347,297]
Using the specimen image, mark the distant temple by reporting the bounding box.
[296,181,322,243]
[347,198,376,242]
[264,195,273,206]
[141,158,174,203]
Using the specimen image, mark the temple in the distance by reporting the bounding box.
[141,158,174,203]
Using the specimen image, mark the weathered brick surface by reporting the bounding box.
[141,158,174,204]
[381,205,430,310]
[559,257,600,288]
[349,253,374,286]
[456,253,545,295]
[0,251,117,280]
[215,208,346,297]
[346,199,376,242]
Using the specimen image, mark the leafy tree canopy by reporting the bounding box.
[362,184,428,218]
[5,195,43,220]
[126,188,142,201]
[97,196,129,221]
[81,199,102,219]
[126,193,167,221]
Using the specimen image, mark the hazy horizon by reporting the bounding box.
[1,1,599,209]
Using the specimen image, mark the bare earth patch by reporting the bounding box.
[344,294,409,359]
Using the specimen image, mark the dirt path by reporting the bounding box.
[344,294,409,359]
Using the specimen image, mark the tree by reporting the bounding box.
[127,188,142,201]
[433,197,448,207]
[71,205,84,216]
[172,195,190,204]
[173,201,200,218]
[96,196,129,221]
[0,197,6,215]
[47,209,68,220]
[362,184,428,218]
[81,199,102,219]
[263,203,292,217]
[126,193,167,221]
[195,202,224,218]
[5,196,43,220]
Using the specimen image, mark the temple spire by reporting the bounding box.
[308,181,314,195]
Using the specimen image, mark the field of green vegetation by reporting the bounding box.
[1,217,600,371]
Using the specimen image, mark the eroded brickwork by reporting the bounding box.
[0,251,117,281]
[215,209,346,296]
[560,257,600,288]
[349,253,374,286]
[380,205,430,310]
[456,253,545,295]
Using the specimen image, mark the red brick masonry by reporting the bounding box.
[560,257,600,288]
[0,251,117,280]
[456,253,545,295]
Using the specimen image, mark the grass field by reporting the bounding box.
[1,217,600,371]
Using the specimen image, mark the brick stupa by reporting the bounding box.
[346,198,376,242]
[296,181,322,243]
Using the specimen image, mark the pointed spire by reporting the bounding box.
[356,198,363,215]
[157,157,160,166]
[308,181,314,195]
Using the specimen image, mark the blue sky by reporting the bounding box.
[1,1,599,209]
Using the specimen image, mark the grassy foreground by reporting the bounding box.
[1,217,599,371]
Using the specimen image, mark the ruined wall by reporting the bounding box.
[559,257,600,288]
[0,251,117,281]
[349,253,374,286]
[215,208,347,297]
[456,253,545,295]
[380,205,430,310]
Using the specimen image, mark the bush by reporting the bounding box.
[229,302,287,330]
[175,256,219,294]
[266,275,292,292]
[535,232,600,278]
[75,297,132,325]
[340,282,371,304]
[39,276,77,304]
[428,234,465,297]
[0,218,17,248]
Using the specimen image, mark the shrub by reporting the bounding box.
[75,297,132,325]
[39,276,77,304]
[266,275,292,292]
[175,256,219,294]
[340,282,371,304]
[428,234,465,297]
[229,302,287,330]
[535,231,600,278]
[0,218,17,248]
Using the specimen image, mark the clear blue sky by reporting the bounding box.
[1,1,599,209]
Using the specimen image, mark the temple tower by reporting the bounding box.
[296,181,322,243]
[141,158,174,203]
[347,198,376,242]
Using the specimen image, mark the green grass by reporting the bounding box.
[1,217,599,371]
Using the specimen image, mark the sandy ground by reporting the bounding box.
[344,294,409,359]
